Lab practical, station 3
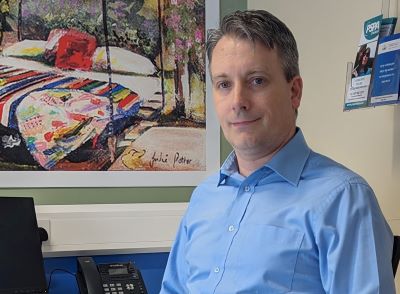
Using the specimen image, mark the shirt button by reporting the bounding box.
[244,185,250,192]
[228,225,235,232]
[214,267,220,273]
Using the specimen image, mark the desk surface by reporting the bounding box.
[44,252,169,294]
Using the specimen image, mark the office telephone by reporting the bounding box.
[76,256,148,294]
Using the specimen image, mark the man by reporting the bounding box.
[160,10,395,293]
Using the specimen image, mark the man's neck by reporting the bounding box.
[235,128,297,177]
[236,149,278,177]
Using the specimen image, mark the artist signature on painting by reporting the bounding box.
[150,151,192,168]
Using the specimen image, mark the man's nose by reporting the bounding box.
[232,83,249,111]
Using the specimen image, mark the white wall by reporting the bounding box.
[36,203,187,257]
[248,0,400,290]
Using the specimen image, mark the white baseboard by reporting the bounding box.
[35,203,188,257]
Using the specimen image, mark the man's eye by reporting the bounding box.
[217,81,230,89]
[252,78,264,85]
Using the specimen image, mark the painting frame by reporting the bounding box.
[0,0,220,187]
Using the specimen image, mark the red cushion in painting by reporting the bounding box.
[44,28,69,64]
[55,29,97,71]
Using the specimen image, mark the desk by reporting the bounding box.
[44,252,169,294]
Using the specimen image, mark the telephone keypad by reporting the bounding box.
[99,262,147,294]
[102,282,142,293]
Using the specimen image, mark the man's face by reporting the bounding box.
[210,36,302,160]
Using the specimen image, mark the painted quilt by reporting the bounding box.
[0,65,140,169]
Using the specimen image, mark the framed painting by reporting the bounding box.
[0,0,219,187]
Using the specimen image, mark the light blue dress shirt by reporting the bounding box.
[160,129,395,293]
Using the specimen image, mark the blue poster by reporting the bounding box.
[370,33,400,106]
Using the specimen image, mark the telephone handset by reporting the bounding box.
[76,256,148,294]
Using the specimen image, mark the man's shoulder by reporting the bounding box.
[303,151,378,218]
[191,171,221,196]
[306,151,368,187]
[185,171,226,220]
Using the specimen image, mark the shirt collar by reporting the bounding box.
[266,128,310,186]
[218,128,311,186]
[219,151,238,185]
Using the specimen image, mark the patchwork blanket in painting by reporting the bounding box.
[0,65,141,169]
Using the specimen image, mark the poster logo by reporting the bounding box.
[364,16,381,40]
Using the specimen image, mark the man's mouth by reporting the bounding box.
[231,118,260,127]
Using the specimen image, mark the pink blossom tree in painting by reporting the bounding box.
[163,0,205,121]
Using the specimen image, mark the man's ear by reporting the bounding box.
[290,76,303,110]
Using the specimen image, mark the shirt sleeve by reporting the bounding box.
[314,180,395,293]
[159,213,189,294]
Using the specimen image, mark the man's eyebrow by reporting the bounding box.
[211,68,270,81]
[210,73,229,81]
[247,69,269,75]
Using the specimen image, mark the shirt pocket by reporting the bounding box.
[231,224,304,293]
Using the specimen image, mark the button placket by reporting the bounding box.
[211,181,255,290]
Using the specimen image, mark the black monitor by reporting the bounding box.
[0,197,47,293]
